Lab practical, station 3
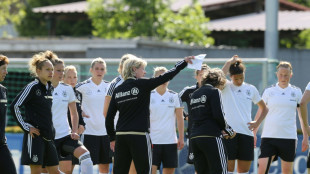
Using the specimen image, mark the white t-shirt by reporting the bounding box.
[305,82,310,91]
[52,83,76,139]
[76,78,109,136]
[261,83,302,139]
[221,80,261,136]
[107,75,124,128]
[149,89,182,144]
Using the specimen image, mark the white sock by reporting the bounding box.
[59,171,65,174]
[79,151,93,174]
[228,172,234,174]
[237,173,249,174]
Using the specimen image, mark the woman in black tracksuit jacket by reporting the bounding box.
[190,68,236,174]
[106,55,193,174]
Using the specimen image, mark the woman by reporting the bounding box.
[221,55,268,173]
[76,58,111,173]
[48,52,93,174]
[103,54,137,174]
[179,64,209,165]
[258,61,309,174]
[106,55,193,173]
[0,55,17,174]
[150,67,184,174]
[63,65,87,173]
[10,52,60,174]
[190,68,235,173]
[300,82,310,174]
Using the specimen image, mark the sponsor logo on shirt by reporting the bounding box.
[131,87,139,95]
[115,91,131,99]
[190,95,207,105]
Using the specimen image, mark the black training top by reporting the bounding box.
[10,79,55,140]
[190,84,234,138]
[67,87,85,128]
[179,83,199,138]
[106,60,187,141]
[0,84,8,144]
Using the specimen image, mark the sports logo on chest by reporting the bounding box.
[86,89,92,95]
[36,89,41,96]
[169,97,174,103]
[291,91,296,98]
[62,91,67,97]
[246,89,251,96]
[2,91,6,99]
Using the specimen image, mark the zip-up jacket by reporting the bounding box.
[10,79,55,140]
[190,84,234,138]
[0,84,8,145]
[67,87,85,128]
[106,60,187,141]
[179,83,199,138]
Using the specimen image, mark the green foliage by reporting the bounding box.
[87,0,214,46]
[287,0,310,7]
[297,29,310,49]
[0,0,26,35]
[17,0,91,36]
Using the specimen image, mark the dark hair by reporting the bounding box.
[195,64,210,76]
[229,60,245,76]
[202,68,226,89]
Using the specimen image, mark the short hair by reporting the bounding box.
[0,55,9,66]
[277,61,293,74]
[153,66,168,77]
[91,57,107,71]
[28,51,53,77]
[201,68,226,89]
[195,64,210,76]
[64,65,77,77]
[229,60,246,76]
[118,54,136,74]
[122,56,147,80]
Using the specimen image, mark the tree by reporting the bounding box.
[297,29,310,49]
[87,0,214,46]
[0,0,25,36]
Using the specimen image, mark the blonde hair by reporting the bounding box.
[0,55,9,65]
[64,65,77,77]
[277,61,293,74]
[44,50,63,66]
[118,54,136,74]
[202,68,226,89]
[28,51,54,77]
[122,56,147,80]
[195,64,210,76]
[153,66,168,77]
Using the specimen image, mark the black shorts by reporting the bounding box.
[186,138,194,164]
[259,138,297,162]
[307,149,310,168]
[223,133,254,161]
[55,135,83,161]
[82,134,112,164]
[152,144,178,168]
[191,136,228,174]
[21,133,59,166]
[0,144,17,174]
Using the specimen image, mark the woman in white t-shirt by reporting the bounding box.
[76,58,111,174]
[149,67,184,174]
[221,55,268,174]
[298,82,310,173]
[48,52,93,174]
[258,61,309,174]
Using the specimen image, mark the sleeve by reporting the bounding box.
[68,86,76,103]
[105,92,118,141]
[174,93,182,108]
[210,89,234,136]
[107,80,119,97]
[251,86,262,104]
[297,88,303,105]
[179,87,188,102]
[10,84,35,133]
[76,82,86,94]
[305,82,310,91]
[144,60,187,91]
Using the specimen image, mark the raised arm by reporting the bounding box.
[222,55,240,76]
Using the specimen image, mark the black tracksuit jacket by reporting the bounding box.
[106,60,187,141]
[0,84,8,145]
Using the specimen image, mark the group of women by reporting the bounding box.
[1,51,310,174]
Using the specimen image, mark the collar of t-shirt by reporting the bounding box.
[276,82,291,91]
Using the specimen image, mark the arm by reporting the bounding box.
[210,89,234,137]
[175,108,184,150]
[300,90,310,136]
[145,57,193,91]
[68,102,79,140]
[298,107,309,152]
[222,55,239,75]
[105,93,118,142]
[103,96,112,118]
